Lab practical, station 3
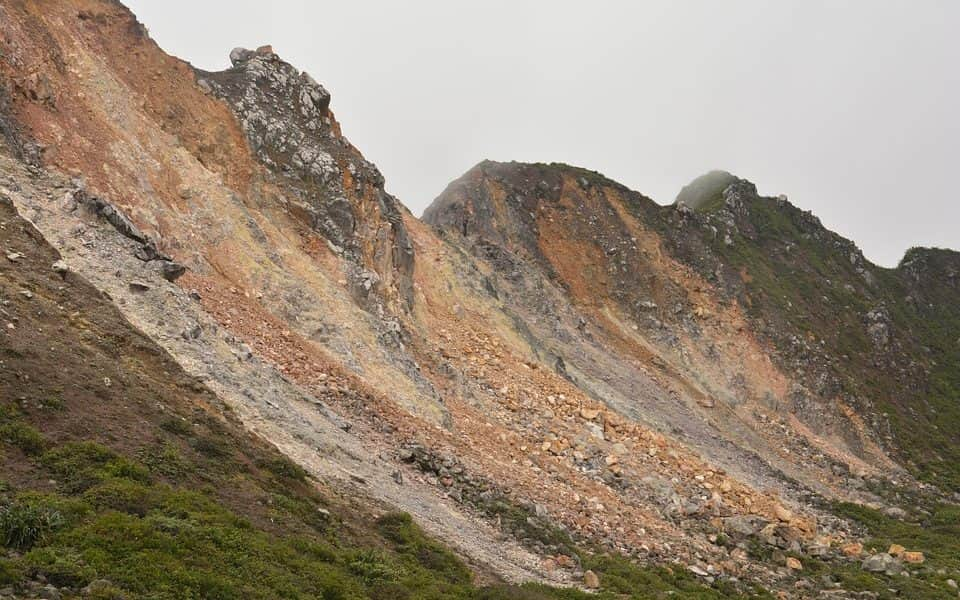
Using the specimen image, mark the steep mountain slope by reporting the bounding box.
[0,172,537,600]
[425,161,899,490]
[1,1,959,598]
[656,181,960,491]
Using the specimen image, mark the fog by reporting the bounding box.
[126,1,959,266]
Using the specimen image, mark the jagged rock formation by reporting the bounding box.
[1,1,959,598]
[198,45,415,313]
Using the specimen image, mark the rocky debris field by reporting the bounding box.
[1,1,959,598]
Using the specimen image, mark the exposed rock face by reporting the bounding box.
[1,1,959,598]
[199,46,415,312]
[424,161,899,497]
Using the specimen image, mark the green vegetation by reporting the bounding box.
[674,170,737,211]
[790,502,960,599]
[0,421,47,456]
[580,553,771,599]
[834,502,960,572]
[0,500,64,550]
[638,183,960,494]
[0,405,773,599]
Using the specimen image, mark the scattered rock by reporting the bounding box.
[882,506,908,520]
[6,251,23,262]
[159,260,187,282]
[583,569,600,589]
[841,542,863,558]
[51,259,68,275]
[579,407,601,421]
[888,543,905,557]
[861,553,898,573]
[76,189,148,244]
[37,584,61,600]
[18,289,33,299]
[723,514,769,537]
[902,551,924,564]
[688,565,710,577]
[774,503,794,522]
[786,556,802,571]
[128,281,150,293]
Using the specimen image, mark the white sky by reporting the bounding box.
[126,0,959,267]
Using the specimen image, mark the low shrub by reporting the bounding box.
[0,421,47,455]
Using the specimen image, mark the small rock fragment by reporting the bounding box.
[774,503,794,522]
[159,260,187,282]
[52,260,68,275]
[861,552,896,573]
[841,542,863,558]
[579,407,600,421]
[902,551,924,564]
[583,570,600,589]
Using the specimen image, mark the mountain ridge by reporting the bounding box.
[1,2,958,598]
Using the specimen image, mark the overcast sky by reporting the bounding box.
[126,1,959,267]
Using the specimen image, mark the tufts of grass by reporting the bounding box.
[376,512,472,585]
[257,456,309,482]
[42,441,150,493]
[159,417,193,436]
[0,500,64,550]
[0,421,47,456]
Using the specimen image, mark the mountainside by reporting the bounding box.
[1,2,959,599]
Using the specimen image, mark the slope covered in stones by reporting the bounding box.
[1,1,959,598]
[649,175,960,492]
[0,173,537,600]
[425,160,960,493]
[425,161,898,491]
[425,160,960,596]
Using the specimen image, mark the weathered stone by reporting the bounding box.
[861,553,897,573]
[583,569,600,589]
[229,47,255,66]
[774,503,794,522]
[840,542,863,558]
[902,551,924,564]
[882,506,908,520]
[579,407,601,420]
[785,556,802,571]
[159,260,187,282]
[723,514,771,537]
[51,259,68,275]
